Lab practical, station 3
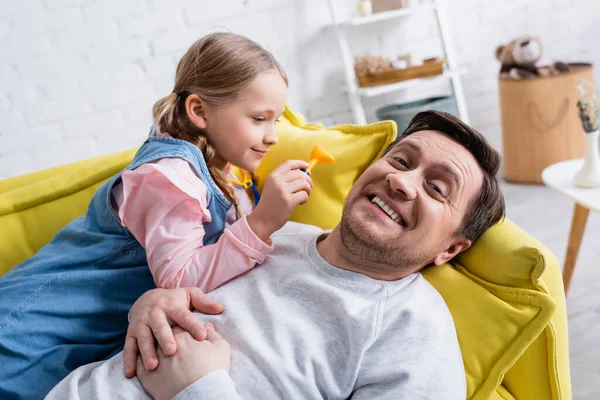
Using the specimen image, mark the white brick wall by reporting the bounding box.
[0,0,598,178]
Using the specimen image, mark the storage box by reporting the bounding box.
[376,96,459,134]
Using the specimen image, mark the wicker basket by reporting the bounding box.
[499,63,593,183]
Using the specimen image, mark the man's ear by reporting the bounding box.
[432,237,472,266]
[184,94,208,130]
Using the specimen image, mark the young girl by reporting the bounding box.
[0,32,312,399]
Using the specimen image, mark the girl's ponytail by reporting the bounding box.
[197,135,240,219]
[152,92,179,135]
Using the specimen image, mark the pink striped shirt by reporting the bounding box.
[111,157,272,292]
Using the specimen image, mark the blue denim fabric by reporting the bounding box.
[0,135,230,399]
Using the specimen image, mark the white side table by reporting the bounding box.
[542,159,600,293]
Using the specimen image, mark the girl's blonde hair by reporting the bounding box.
[152,32,288,216]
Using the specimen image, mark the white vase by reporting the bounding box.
[574,129,600,188]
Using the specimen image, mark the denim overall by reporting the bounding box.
[0,135,231,399]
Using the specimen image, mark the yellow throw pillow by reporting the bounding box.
[249,106,397,229]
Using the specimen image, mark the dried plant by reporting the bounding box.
[576,79,600,133]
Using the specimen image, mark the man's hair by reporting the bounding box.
[384,110,505,243]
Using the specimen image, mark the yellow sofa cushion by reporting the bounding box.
[250,106,397,230]
[423,219,570,400]
[0,149,138,275]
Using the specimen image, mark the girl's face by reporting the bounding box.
[199,70,288,172]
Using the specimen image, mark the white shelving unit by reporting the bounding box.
[327,0,469,125]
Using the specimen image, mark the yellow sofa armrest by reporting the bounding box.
[0,149,137,275]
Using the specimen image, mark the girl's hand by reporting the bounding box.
[247,160,313,242]
[123,287,224,378]
[136,324,231,400]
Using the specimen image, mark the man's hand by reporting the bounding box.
[123,287,224,378]
[137,324,231,400]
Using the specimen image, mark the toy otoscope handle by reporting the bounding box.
[301,160,318,175]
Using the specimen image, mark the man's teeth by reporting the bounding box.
[371,196,401,224]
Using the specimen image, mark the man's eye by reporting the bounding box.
[394,157,408,167]
[430,183,446,197]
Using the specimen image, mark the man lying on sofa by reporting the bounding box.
[48,111,505,399]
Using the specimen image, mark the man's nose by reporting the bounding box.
[386,171,417,200]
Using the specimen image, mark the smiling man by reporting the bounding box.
[48,111,505,400]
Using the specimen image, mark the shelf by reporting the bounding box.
[327,0,468,124]
[356,68,464,97]
[341,2,440,27]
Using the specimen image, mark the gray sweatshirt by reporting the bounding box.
[47,222,466,399]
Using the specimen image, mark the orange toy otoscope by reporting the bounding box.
[302,145,335,175]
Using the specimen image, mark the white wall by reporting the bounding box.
[0,0,596,178]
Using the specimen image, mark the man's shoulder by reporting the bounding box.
[405,273,451,312]
[378,273,463,369]
[373,273,466,397]
[266,222,324,258]
[386,273,456,336]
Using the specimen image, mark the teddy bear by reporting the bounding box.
[495,36,569,80]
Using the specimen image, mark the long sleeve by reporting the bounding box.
[173,370,243,400]
[115,158,273,292]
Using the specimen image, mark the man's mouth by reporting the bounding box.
[367,195,407,227]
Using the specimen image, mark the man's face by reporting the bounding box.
[339,130,484,276]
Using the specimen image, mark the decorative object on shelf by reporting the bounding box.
[574,79,600,188]
[397,52,423,67]
[357,0,373,16]
[372,0,411,13]
[495,36,571,80]
[391,59,408,69]
[354,56,445,88]
[354,55,394,77]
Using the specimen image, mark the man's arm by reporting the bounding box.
[46,320,235,400]
[46,353,150,400]
[171,370,242,400]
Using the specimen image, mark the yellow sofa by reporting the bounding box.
[0,149,571,398]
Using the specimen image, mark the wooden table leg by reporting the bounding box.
[563,203,590,294]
